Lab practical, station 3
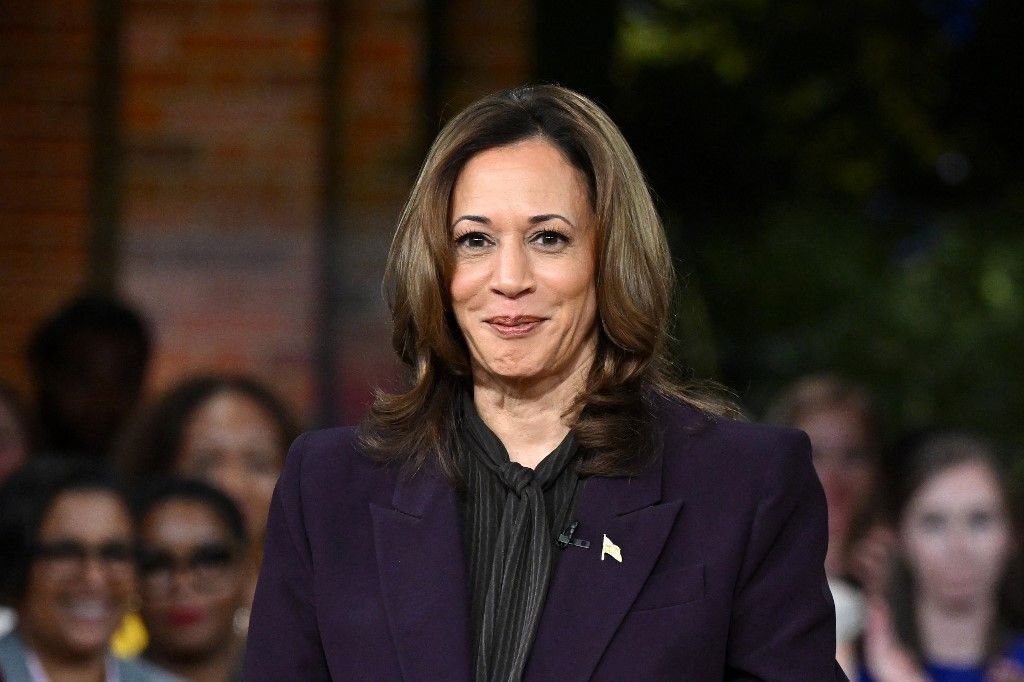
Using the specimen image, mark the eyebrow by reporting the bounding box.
[450,213,576,229]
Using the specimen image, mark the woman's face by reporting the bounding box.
[797,407,876,564]
[20,490,135,661]
[138,499,245,658]
[449,138,599,389]
[900,461,1014,611]
[175,391,283,543]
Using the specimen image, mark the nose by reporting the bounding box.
[81,555,108,587]
[490,241,535,298]
[208,457,247,501]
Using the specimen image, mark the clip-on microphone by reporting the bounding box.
[556,520,591,549]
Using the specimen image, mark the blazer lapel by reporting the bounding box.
[524,455,682,681]
[370,467,472,681]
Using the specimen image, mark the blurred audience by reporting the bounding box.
[28,296,151,461]
[115,375,299,625]
[135,479,248,682]
[0,383,29,483]
[0,459,178,681]
[859,433,1024,682]
[767,373,896,673]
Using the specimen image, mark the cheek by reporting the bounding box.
[975,528,1013,567]
[450,263,488,312]
[902,533,948,575]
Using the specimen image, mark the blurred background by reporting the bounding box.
[2,0,1022,447]
[3,0,1022,450]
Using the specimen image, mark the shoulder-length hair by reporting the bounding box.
[360,84,733,479]
[113,374,300,492]
[886,432,1024,663]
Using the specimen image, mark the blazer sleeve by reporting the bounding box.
[725,430,849,681]
[244,433,331,681]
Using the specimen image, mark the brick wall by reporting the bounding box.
[119,0,325,420]
[2,0,534,427]
[0,0,95,401]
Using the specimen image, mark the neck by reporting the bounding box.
[22,638,106,682]
[915,594,995,665]
[472,351,592,469]
[147,636,240,682]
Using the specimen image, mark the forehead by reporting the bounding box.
[187,391,278,435]
[452,139,591,212]
[39,489,131,541]
[908,461,1005,512]
[140,498,231,548]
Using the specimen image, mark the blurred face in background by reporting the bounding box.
[797,406,876,573]
[174,390,284,543]
[20,489,135,661]
[40,330,146,458]
[138,499,245,660]
[900,460,1013,612]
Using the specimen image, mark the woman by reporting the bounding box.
[860,433,1024,682]
[767,374,896,675]
[116,374,299,624]
[0,460,178,681]
[247,85,843,680]
[135,479,249,682]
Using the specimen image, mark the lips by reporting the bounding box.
[484,315,545,338]
[168,606,205,627]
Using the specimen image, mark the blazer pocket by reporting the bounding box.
[630,563,705,611]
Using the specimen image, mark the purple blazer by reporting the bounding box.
[245,398,847,680]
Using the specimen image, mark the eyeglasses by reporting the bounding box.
[32,540,134,580]
[137,543,239,594]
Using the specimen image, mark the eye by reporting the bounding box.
[920,512,948,533]
[968,510,998,531]
[454,232,493,249]
[246,450,280,475]
[530,230,570,250]
[186,449,223,475]
[137,550,174,574]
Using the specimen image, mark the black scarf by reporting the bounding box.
[460,391,584,682]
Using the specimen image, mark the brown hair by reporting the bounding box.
[765,373,880,457]
[359,84,734,480]
[113,374,300,492]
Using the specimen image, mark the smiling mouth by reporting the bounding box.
[485,316,544,337]
[61,598,113,623]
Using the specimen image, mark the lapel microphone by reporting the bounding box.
[556,520,591,549]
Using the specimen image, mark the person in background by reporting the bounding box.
[135,479,249,682]
[0,460,178,681]
[859,432,1024,682]
[0,383,28,483]
[766,374,895,674]
[115,375,299,626]
[27,295,151,461]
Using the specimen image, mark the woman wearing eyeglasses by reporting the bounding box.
[0,459,178,682]
[134,479,249,682]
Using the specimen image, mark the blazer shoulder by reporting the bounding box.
[279,426,401,512]
[656,397,812,490]
[285,426,393,479]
